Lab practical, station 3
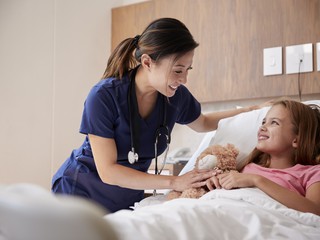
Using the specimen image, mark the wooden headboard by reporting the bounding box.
[111,0,320,103]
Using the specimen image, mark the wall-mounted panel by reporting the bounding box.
[263,47,282,76]
[286,43,313,74]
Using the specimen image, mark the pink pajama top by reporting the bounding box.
[242,163,320,196]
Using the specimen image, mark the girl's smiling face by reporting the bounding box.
[149,50,194,97]
[257,104,298,160]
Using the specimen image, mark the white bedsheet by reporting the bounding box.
[104,188,320,240]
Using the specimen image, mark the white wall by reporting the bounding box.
[0,0,147,189]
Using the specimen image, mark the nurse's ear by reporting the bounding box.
[140,54,153,71]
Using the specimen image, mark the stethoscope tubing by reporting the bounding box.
[127,67,170,165]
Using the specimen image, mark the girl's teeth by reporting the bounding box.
[258,136,268,140]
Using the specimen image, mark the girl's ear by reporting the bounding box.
[140,54,152,70]
[292,137,298,148]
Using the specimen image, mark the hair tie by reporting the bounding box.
[133,35,140,47]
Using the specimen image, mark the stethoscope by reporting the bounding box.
[127,68,171,179]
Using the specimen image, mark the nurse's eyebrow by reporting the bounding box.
[174,64,193,68]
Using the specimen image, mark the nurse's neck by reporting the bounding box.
[134,66,158,119]
[135,65,158,99]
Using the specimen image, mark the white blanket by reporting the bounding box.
[104,188,320,240]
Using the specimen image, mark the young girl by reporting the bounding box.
[207,99,320,216]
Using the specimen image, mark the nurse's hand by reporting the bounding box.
[172,169,215,192]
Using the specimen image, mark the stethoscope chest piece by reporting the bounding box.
[128,148,139,164]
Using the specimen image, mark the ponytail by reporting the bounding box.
[102,36,139,79]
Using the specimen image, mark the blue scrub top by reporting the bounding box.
[52,69,201,213]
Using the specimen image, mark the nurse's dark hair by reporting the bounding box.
[102,18,199,79]
[239,99,320,170]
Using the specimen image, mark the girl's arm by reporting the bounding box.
[88,134,213,191]
[217,171,320,216]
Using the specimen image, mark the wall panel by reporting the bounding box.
[112,0,320,103]
[112,2,154,48]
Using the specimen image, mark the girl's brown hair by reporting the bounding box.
[102,18,199,79]
[241,99,320,169]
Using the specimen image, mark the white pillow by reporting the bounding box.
[178,108,269,175]
[303,100,320,106]
[209,107,270,169]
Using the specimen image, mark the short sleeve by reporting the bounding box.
[305,165,320,189]
[80,85,118,139]
[174,85,201,124]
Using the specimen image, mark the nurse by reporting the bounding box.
[52,18,262,213]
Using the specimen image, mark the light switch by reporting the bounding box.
[263,47,282,76]
[317,42,320,71]
[286,43,313,74]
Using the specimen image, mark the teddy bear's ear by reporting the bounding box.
[197,155,218,170]
[196,146,214,164]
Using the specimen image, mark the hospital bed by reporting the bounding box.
[1,100,319,240]
[104,100,320,240]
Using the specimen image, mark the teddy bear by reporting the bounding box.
[166,143,239,200]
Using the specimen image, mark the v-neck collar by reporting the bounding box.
[139,94,162,127]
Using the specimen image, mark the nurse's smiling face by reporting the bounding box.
[149,50,194,97]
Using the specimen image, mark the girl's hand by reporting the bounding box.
[173,169,214,192]
[205,169,224,190]
[217,171,258,190]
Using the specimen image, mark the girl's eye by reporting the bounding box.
[175,70,182,74]
[271,120,279,125]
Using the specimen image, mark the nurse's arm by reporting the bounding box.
[187,100,272,132]
[88,134,213,190]
[187,107,253,132]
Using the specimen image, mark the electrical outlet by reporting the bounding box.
[263,47,282,76]
[285,43,313,74]
[317,42,320,71]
